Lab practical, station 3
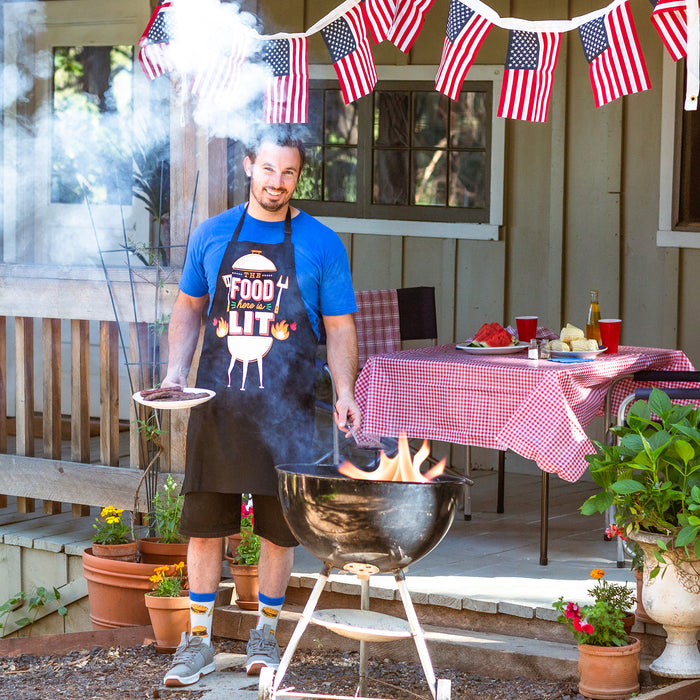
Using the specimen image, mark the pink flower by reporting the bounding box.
[605,523,626,540]
[580,622,594,635]
[241,503,253,518]
[565,602,580,620]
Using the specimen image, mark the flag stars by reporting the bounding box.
[579,17,609,63]
[446,1,474,43]
[263,39,290,76]
[321,16,357,62]
[506,30,540,70]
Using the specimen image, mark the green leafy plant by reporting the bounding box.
[0,587,67,632]
[553,570,629,647]
[587,568,635,614]
[92,505,133,544]
[148,562,187,597]
[152,474,186,544]
[233,495,260,566]
[581,388,700,574]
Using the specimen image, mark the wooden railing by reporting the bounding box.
[0,264,187,516]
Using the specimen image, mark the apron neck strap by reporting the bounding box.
[231,204,293,243]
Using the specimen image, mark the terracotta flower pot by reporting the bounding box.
[138,537,189,566]
[225,556,259,611]
[633,568,653,624]
[577,637,641,699]
[91,541,138,562]
[145,593,191,652]
[82,547,156,629]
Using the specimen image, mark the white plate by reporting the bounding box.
[133,387,216,410]
[549,347,608,359]
[455,342,529,355]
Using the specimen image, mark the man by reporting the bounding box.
[161,125,360,687]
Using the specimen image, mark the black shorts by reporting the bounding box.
[180,492,298,548]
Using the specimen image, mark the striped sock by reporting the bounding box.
[256,593,285,634]
[189,591,216,646]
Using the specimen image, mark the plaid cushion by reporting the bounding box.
[354,289,401,367]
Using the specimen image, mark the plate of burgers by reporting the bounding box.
[547,324,607,359]
[133,386,216,409]
[456,322,529,354]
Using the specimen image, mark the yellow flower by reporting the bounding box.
[174,561,185,571]
[590,569,605,580]
[153,565,170,576]
[149,573,163,584]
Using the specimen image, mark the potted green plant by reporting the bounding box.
[225,495,260,610]
[144,561,190,651]
[553,569,640,699]
[581,387,700,677]
[138,474,189,565]
[91,506,137,561]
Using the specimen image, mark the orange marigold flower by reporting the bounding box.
[590,569,605,580]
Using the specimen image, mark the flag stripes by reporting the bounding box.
[364,0,398,43]
[651,0,688,61]
[263,37,309,123]
[386,0,435,52]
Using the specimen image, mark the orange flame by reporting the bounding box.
[271,320,290,340]
[338,432,446,483]
[216,318,228,337]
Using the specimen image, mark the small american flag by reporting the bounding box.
[386,0,435,53]
[190,35,250,100]
[435,0,493,101]
[497,29,561,123]
[262,37,309,123]
[578,1,650,108]
[321,5,377,105]
[138,2,176,80]
[650,0,688,61]
[364,0,398,43]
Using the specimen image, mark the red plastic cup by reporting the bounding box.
[599,319,622,353]
[516,316,538,343]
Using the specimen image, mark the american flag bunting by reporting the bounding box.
[435,0,493,101]
[262,37,309,123]
[364,0,398,43]
[139,2,176,80]
[497,29,561,122]
[321,5,377,105]
[386,0,435,52]
[578,1,650,108]
[650,0,688,61]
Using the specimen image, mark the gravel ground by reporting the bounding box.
[0,637,669,700]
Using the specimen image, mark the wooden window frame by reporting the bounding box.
[306,65,504,241]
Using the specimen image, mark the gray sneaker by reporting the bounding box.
[246,624,280,676]
[163,632,216,687]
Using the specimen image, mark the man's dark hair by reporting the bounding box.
[245,124,306,173]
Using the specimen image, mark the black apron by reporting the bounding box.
[182,207,317,496]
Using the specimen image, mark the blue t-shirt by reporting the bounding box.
[179,203,356,338]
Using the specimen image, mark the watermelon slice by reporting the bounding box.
[469,323,517,347]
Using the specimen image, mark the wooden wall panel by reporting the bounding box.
[350,235,402,292]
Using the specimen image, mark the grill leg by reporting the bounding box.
[359,576,370,697]
[394,569,438,700]
[463,446,472,520]
[273,562,332,694]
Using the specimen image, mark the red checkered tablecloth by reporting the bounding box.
[354,345,695,482]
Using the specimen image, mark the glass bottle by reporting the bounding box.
[586,290,601,343]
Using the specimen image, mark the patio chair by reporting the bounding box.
[315,286,438,465]
[605,369,700,567]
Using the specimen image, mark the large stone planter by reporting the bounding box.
[630,530,700,678]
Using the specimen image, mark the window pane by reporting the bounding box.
[306,91,324,144]
[450,152,486,208]
[373,92,409,146]
[325,92,358,145]
[413,92,448,148]
[324,147,357,202]
[451,92,488,149]
[413,150,447,206]
[373,150,409,204]
[52,45,134,205]
[295,146,322,201]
